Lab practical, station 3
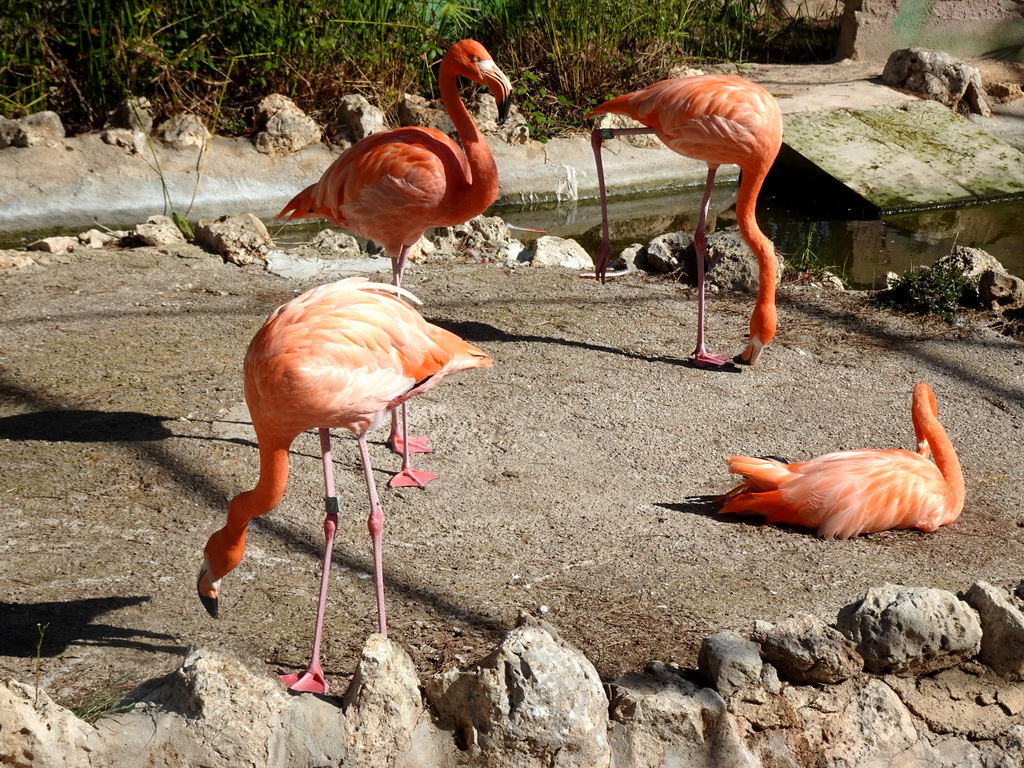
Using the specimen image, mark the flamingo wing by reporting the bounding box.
[278,128,471,254]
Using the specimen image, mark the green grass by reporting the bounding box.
[0,0,841,139]
[874,261,980,323]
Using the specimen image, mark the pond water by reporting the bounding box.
[4,181,1020,290]
[494,182,1024,290]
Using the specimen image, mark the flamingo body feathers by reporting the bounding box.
[718,383,965,539]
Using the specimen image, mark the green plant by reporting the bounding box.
[783,223,848,287]
[69,677,136,724]
[33,622,48,708]
[874,261,979,323]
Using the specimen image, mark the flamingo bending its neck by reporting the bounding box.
[197,277,492,694]
[587,74,783,368]
[717,383,965,539]
[277,39,512,485]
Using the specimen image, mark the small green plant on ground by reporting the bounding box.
[33,622,48,708]
[781,222,849,287]
[69,677,137,724]
[874,261,980,323]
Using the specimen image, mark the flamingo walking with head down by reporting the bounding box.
[197,277,493,694]
[587,75,783,368]
[278,39,512,487]
[717,383,965,539]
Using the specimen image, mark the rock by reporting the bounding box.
[0,111,65,148]
[155,113,210,151]
[698,629,763,698]
[979,270,1024,314]
[332,94,387,146]
[836,583,982,675]
[0,251,36,269]
[936,245,1006,280]
[308,229,361,256]
[342,634,437,768]
[643,231,694,274]
[134,215,187,247]
[425,214,517,264]
[195,213,274,265]
[989,82,1024,103]
[528,236,594,269]
[963,581,1024,680]
[106,96,154,133]
[616,243,644,273]
[27,236,77,253]
[424,614,611,767]
[77,229,118,249]
[398,93,455,135]
[100,128,146,155]
[752,614,863,685]
[706,229,760,292]
[465,90,530,145]
[873,270,899,290]
[881,48,992,117]
[254,94,321,156]
[0,677,98,767]
[608,661,758,768]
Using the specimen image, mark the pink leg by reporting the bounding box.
[691,166,732,369]
[588,127,657,282]
[387,402,438,489]
[356,432,388,636]
[281,428,339,694]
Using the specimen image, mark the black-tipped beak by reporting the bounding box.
[200,592,219,618]
[481,61,513,126]
[197,565,220,618]
[496,96,512,126]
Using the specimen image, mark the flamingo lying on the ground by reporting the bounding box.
[278,39,511,485]
[587,74,783,368]
[197,277,492,693]
[717,383,964,539]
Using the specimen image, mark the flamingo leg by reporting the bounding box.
[691,166,732,369]
[280,428,339,694]
[387,243,433,459]
[388,401,439,489]
[587,127,657,281]
[355,432,388,636]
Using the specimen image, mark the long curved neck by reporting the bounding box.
[212,435,292,577]
[438,63,499,220]
[913,397,965,517]
[735,168,776,302]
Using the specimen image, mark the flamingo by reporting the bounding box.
[587,75,783,368]
[277,39,511,485]
[717,383,965,539]
[196,277,492,693]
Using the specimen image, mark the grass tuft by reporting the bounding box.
[874,261,980,323]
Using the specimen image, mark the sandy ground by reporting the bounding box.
[1,242,1022,708]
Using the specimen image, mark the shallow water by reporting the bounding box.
[495,183,1024,290]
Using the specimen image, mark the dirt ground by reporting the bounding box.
[1,241,1022,709]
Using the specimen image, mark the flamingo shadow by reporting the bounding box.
[0,410,174,442]
[0,596,180,658]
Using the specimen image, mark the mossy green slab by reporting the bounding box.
[782,100,1024,213]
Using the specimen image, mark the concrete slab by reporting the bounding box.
[780,99,1024,213]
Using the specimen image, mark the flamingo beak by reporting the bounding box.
[197,557,221,618]
[480,60,512,125]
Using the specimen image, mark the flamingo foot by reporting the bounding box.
[387,434,432,456]
[388,467,439,489]
[691,350,735,369]
[281,663,329,694]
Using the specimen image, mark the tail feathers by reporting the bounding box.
[277,182,336,224]
[726,455,791,490]
[718,455,814,528]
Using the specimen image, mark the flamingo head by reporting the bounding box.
[445,40,513,125]
[197,527,245,618]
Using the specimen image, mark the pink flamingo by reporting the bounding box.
[197,277,492,693]
[587,74,783,367]
[278,40,511,486]
[717,383,964,539]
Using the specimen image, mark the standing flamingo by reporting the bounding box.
[197,277,492,694]
[278,39,511,485]
[587,75,783,367]
[717,383,964,539]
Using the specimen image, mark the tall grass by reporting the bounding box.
[0,0,840,136]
